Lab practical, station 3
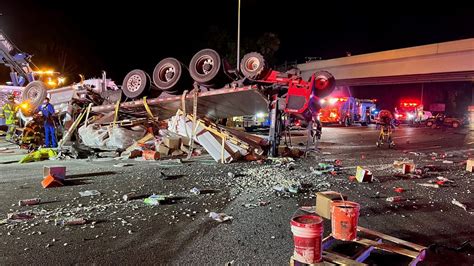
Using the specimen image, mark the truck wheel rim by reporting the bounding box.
[245,57,260,71]
[127,74,142,92]
[196,55,214,75]
[159,64,175,82]
[27,87,40,100]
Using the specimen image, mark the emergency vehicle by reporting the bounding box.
[318,97,376,126]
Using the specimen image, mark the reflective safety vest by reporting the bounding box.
[1,103,18,125]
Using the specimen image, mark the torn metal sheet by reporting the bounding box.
[91,86,268,119]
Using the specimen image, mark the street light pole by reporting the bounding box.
[420,83,424,107]
[236,0,241,72]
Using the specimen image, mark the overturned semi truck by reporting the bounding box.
[93,49,336,156]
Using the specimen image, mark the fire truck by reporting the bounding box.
[394,99,421,123]
[318,97,376,126]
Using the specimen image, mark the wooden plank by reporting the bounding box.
[354,238,420,259]
[322,235,335,250]
[322,251,367,266]
[352,238,381,262]
[290,256,334,266]
[409,249,426,266]
[357,226,426,251]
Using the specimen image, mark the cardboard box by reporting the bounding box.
[171,150,184,156]
[163,137,181,150]
[43,166,66,181]
[180,142,190,153]
[42,175,64,188]
[466,158,474,172]
[402,163,416,174]
[157,145,170,156]
[316,191,348,219]
[180,136,191,146]
[355,166,373,182]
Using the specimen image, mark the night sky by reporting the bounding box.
[1,1,473,85]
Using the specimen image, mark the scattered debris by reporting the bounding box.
[190,187,201,195]
[435,176,455,185]
[55,217,87,226]
[268,157,294,165]
[19,148,57,163]
[299,206,316,213]
[42,175,64,188]
[442,160,454,164]
[418,183,440,188]
[18,198,41,206]
[394,187,405,193]
[122,192,150,201]
[386,196,406,203]
[7,211,35,222]
[209,212,233,222]
[143,194,167,206]
[43,166,66,181]
[355,166,373,182]
[451,199,467,212]
[466,158,474,172]
[113,163,133,167]
[142,150,160,160]
[79,190,101,197]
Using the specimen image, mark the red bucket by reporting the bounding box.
[331,201,360,241]
[290,215,324,264]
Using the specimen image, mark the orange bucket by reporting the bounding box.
[331,201,360,241]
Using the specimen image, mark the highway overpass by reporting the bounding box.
[298,38,474,86]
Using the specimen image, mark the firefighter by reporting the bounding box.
[376,109,395,148]
[1,94,19,142]
[38,97,57,148]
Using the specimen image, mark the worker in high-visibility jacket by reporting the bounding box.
[0,94,19,142]
[38,97,57,148]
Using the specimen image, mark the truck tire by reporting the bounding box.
[189,49,226,88]
[122,69,151,99]
[452,121,460,128]
[153,57,190,94]
[312,71,335,98]
[426,120,433,127]
[22,81,47,113]
[240,52,271,80]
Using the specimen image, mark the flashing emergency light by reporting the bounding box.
[19,101,30,111]
[57,77,66,85]
[329,98,338,105]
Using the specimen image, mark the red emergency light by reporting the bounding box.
[400,101,419,107]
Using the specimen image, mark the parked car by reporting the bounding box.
[425,114,465,128]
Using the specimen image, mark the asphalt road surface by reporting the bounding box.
[0,125,473,265]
